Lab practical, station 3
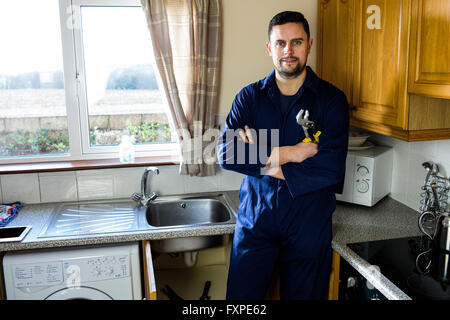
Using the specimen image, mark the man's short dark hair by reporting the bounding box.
[268,11,310,40]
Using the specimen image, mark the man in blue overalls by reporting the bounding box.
[217,11,349,299]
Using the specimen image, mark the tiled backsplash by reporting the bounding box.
[0,165,244,205]
[370,133,450,213]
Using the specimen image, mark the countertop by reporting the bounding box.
[0,191,422,300]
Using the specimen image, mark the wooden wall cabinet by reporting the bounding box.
[408,0,450,99]
[317,0,450,141]
[316,0,356,108]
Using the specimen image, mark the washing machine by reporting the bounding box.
[2,242,142,300]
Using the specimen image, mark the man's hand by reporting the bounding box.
[261,165,285,180]
[238,125,255,144]
[264,142,318,168]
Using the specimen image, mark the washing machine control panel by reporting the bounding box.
[12,254,130,288]
[13,261,64,288]
[74,254,130,282]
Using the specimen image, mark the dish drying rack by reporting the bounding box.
[419,162,450,214]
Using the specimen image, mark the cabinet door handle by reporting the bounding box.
[350,106,358,112]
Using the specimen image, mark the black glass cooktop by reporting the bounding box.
[347,236,450,300]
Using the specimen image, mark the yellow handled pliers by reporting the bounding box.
[296,109,321,143]
[302,130,321,143]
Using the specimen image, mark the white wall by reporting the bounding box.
[219,0,318,114]
[370,133,450,212]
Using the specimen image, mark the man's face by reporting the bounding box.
[266,22,313,79]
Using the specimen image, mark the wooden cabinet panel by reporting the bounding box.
[142,240,157,300]
[317,0,356,106]
[352,0,410,130]
[328,250,340,300]
[408,0,450,98]
[317,0,450,141]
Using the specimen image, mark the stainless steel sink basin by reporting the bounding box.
[145,193,236,253]
[146,198,231,227]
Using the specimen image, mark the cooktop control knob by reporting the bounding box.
[347,276,357,288]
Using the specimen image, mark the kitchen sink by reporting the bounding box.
[38,192,237,254]
[146,198,232,227]
[145,193,236,253]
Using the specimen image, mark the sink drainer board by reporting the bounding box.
[39,201,140,238]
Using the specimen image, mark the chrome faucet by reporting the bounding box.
[132,166,159,206]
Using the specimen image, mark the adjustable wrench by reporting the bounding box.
[296,109,321,143]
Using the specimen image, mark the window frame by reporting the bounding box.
[0,0,179,165]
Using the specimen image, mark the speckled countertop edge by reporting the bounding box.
[0,190,422,300]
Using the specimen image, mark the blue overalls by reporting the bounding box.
[217,67,349,300]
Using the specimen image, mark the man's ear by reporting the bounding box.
[307,38,313,54]
[266,41,272,56]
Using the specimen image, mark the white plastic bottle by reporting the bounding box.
[118,133,135,163]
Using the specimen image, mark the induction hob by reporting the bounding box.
[346,236,450,300]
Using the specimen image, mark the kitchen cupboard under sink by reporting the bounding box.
[141,236,232,300]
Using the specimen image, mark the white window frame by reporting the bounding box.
[0,0,179,164]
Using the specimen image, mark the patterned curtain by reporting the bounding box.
[141,0,222,176]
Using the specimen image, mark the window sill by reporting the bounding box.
[0,155,180,175]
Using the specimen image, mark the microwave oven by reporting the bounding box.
[336,145,393,207]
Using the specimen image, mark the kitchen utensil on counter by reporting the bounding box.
[419,161,449,214]
[348,140,375,151]
[417,161,450,283]
[418,211,450,283]
[348,129,371,148]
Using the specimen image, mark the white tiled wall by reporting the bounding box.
[370,133,450,213]
[39,171,78,203]
[1,173,41,204]
[76,170,115,201]
[0,165,244,205]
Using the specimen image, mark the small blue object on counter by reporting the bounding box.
[0,202,24,227]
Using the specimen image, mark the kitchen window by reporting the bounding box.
[0,0,178,164]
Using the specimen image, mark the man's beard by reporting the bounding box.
[277,58,306,79]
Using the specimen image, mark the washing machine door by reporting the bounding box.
[45,287,113,300]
